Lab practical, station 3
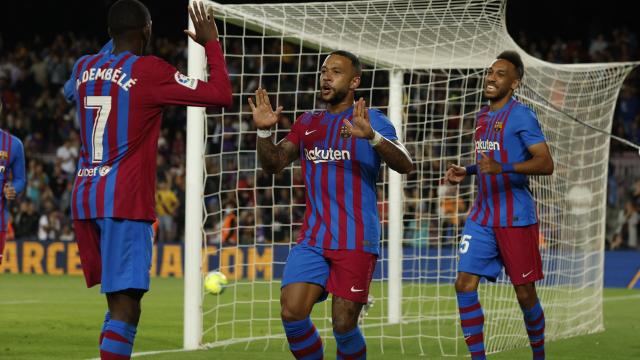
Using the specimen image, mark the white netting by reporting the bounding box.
[192,0,637,356]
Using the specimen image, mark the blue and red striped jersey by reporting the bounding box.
[285,106,398,255]
[0,129,26,232]
[64,41,232,221]
[468,97,546,227]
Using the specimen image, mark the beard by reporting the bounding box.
[322,86,349,105]
[484,86,510,102]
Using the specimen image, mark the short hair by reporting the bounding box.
[108,0,151,37]
[497,50,524,79]
[329,50,362,76]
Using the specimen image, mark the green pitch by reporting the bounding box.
[1,274,638,359]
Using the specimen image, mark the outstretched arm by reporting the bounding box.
[249,88,298,174]
[342,98,414,174]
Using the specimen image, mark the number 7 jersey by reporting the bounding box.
[65,41,232,221]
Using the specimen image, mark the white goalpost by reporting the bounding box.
[183,0,638,356]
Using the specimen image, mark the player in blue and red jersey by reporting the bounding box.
[0,102,26,264]
[63,1,231,358]
[445,51,554,360]
[249,50,413,359]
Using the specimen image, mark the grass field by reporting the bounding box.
[1,274,639,359]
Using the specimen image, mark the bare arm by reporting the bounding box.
[257,137,298,174]
[249,88,299,174]
[478,142,554,175]
[370,139,414,174]
[342,98,414,174]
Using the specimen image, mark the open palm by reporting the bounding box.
[248,87,283,130]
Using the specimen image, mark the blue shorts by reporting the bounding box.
[458,220,543,284]
[73,218,154,293]
[282,244,377,304]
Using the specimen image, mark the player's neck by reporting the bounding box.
[326,97,354,114]
[489,94,513,112]
[112,39,144,56]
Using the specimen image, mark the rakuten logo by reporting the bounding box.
[475,139,500,152]
[304,147,351,163]
[77,166,112,177]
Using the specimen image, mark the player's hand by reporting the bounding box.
[445,163,466,185]
[3,183,16,200]
[184,1,219,46]
[342,97,375,139]
[478,152,502,174]
[248,87,283,130]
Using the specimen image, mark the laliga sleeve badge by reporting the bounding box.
[174,71,198,90]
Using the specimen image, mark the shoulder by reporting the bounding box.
[477,105,490,117]
[134,55,175,77]
[296,110,323,125]
[511,101,537,120]
[367,108,391,124]
[10,134,24,148]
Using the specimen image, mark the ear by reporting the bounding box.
[350,75,361,91]
[511,78,520,91]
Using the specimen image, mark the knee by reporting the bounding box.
[332,315,357,334]
[455,277,476,293]
[281,304,308,323]
[515,288,537,308]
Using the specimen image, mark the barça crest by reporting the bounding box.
[493,121,503,132]
[0,151,7,160]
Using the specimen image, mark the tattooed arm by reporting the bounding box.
[249,87,298,174]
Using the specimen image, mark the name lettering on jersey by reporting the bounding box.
[77,165,112,177]
[76,68,138,92]
[174,72,197,90]
[475,139,500,152]
[304,147,351,163]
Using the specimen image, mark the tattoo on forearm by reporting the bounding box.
[374,139,414,174]
[256,137,296,174]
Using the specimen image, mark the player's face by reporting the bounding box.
[319,55,360,105]
[484,59,519,100]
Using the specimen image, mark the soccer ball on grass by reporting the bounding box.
[204,271,228,295]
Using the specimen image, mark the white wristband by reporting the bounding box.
[257,129,272,138]
[368,130,383,147]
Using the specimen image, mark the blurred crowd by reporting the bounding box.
[0,26,638,250]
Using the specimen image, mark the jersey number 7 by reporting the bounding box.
[84,96,112,164]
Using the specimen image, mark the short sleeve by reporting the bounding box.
[285,113,306,146]
[369,109,398,141]
[516,106,546,147]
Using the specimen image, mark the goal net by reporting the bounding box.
[183,0,637,356]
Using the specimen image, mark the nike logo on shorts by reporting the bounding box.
[522,270,534,278]
[350,286,365,293]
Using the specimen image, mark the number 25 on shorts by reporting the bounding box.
[459,234,471,254]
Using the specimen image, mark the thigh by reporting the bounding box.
[457,220,502,282]
[97,218,154,294]
[325,249,377,304]
[495,223,544,285]
[73,219,102,288]
[282,244,331,291]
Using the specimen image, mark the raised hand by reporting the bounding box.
[184,1,219,46]
[342,97,375,139]
[248,87,283,130]
[478,152,502,174]
[445,163,466,185]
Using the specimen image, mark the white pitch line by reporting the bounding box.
[0,300,41,305]
[603,293,640,302]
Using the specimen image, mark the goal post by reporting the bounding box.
[183,0,639,355]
